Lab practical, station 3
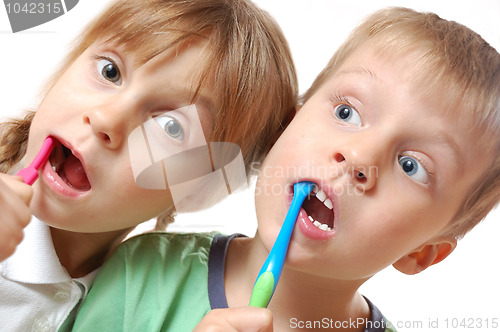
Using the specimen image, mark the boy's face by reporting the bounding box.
[27,39,215,232]
[254,42,493,281]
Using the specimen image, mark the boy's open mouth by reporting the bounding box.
[301,185,334,232]
[49,140,91,191]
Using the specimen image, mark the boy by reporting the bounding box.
[72,7,499,331]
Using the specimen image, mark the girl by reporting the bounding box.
[0,0,297,330]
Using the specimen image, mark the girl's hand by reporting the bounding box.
[194,307,273,332]
[0,173,33,261]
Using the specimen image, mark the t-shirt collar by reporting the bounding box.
[1,217,73,284]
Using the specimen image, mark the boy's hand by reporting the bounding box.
[194,307,273,332]
[0,173,33,261]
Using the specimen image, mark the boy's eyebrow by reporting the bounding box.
[335,67,378,80]
[430,131,462,176]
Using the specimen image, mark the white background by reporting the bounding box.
[1,1,499,331]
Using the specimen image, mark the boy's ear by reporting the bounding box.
[392,238,457,275]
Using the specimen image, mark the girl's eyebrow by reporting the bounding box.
[194,94,216,117]
[163,83,215,117]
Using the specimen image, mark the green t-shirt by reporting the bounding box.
[70,232,397,332]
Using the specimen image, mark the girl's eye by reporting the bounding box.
[398,156,429,184]
[154,115,184,141]
[96,59,122,84]
[334,104,361,126]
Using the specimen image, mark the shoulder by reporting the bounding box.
[101,232,222,277]
[90,232,222,298]
[111,232,219,267]
[364,296,398,332]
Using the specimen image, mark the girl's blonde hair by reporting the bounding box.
[302,7,500,239]
[0,0,298,227]
[1,0,297,173]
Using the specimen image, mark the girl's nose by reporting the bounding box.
[83,104,134,150]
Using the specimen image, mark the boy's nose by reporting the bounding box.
[332,148,379,192]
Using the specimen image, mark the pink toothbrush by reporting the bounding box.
[17,137,55,185]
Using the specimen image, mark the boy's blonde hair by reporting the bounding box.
[302,7,500,239]
[0,0,297,175]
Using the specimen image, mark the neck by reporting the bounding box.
[225,232,370,331]
[50,227,131,278]
[267,270,370,331]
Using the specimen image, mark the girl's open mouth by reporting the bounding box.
[300,185,335,232]
[49,139,91,191]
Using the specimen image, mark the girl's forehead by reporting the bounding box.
[93,26,210,66]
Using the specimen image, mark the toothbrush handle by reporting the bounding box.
[16,137,54,185]
[17,167,40,186]
[248,202,300,308]
[249,181,314,308]
[248,271,275,307]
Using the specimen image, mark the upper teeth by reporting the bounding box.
[307,186,333,231]
[314,186,333,210]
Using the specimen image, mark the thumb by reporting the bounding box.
[194,307,273,332]
[226,307,273,332]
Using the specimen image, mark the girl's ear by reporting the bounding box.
[392,238,457,275]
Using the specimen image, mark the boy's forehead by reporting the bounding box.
[335,41,423,81]
[332,42,475,121]
[319,41,494,180]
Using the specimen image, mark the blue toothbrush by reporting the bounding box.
[249,181,315,308]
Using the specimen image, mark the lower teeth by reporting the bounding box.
[308,216,332,231]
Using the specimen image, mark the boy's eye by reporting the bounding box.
[97,59,122,85]
[154,115,184,141]
[335,104,361,126]
[398,156,429,184]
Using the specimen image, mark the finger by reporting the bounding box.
[1,175,34,205]
[195,307,273,332]
[0,227,23,262]
[0,176,33,229]
[0,202,29,242]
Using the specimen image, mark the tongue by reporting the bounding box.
[62,154,91,190]
[302,197,333,228]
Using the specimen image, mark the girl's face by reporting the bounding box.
[27,39,214,232]
[254,43,492,281]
